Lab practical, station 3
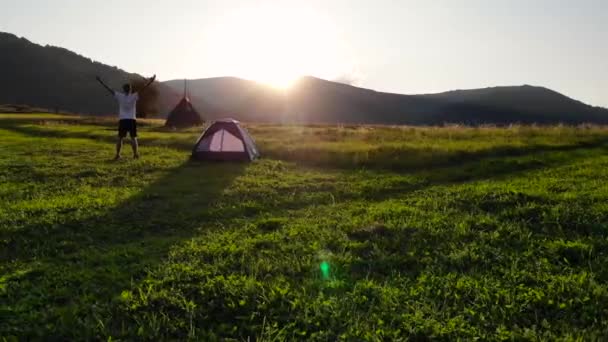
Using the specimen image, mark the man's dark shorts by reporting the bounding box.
[118,119,137,138]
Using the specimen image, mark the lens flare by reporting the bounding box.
[320,261,331,280]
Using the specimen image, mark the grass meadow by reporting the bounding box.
[2,114,608,340]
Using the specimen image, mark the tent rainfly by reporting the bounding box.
[165,80,203,128]
[192,119,259,161]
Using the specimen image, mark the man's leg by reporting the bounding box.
[116,120,126,160]
[130,120,139,159]
[115,137,123,160]
[131,138,139,159]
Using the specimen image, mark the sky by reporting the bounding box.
[1,0,607,106]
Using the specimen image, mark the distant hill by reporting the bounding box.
[0,32,175,117]
[2,31,607,124]
[163,77,608,125]
[420,85,608,124]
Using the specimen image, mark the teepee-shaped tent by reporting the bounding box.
[192,119,259,161]
[165,80,204,128]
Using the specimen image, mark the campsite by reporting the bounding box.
[3,1,608,340]
[2,114,608,340]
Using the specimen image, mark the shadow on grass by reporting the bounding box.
[4,119,608,175]
[3,118,608,211]
[1,161,245,339]
[4,119,608,339]
[264,137,608,173]
[0,119,197,152]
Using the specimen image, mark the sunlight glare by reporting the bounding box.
[204,5,354,89]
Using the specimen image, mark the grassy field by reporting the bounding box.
[2,113,608,340]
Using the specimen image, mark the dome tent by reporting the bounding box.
[192,119,259,161]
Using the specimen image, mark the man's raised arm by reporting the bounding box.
[96,76,115,96]
[139,75,157,92]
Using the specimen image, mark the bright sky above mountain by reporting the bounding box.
[1,0,607,106]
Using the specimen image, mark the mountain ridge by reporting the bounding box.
[2,31,607,125]
[0,31,174,116]
[163,76,608,125]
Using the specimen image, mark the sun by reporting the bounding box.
[203,5,353,89]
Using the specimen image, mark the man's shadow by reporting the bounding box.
[1,161,245,337]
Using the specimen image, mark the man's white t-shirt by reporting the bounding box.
[114,92,139,120]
